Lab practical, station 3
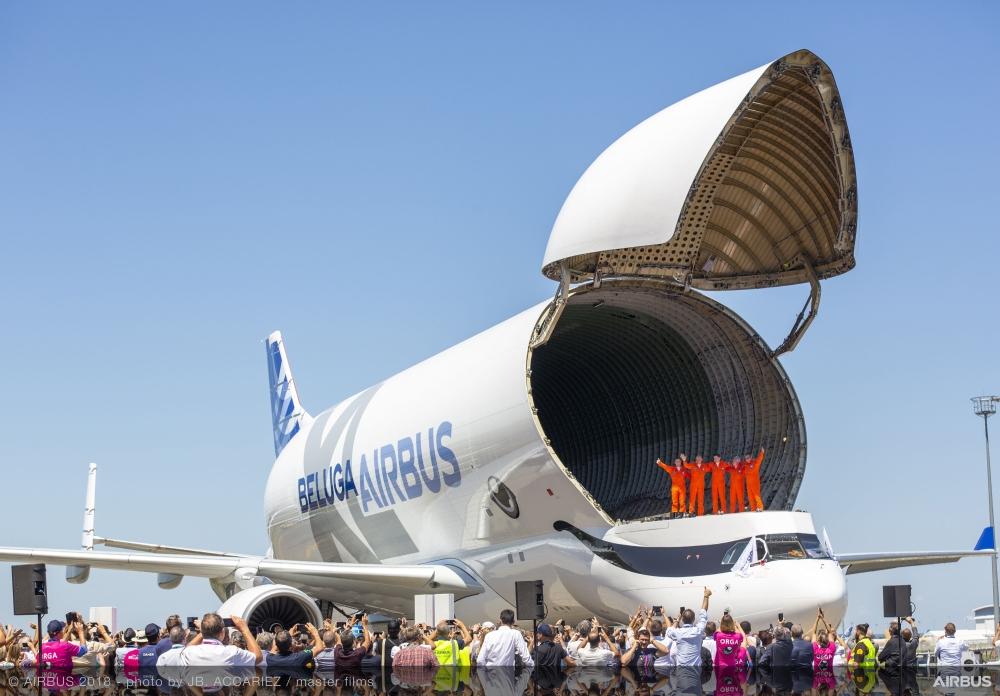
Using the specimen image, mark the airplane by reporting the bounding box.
[1,48,992,633]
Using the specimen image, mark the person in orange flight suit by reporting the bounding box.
[682,454,710,516]
[657,457,689,517]
[743,448,765,511]
[709,455,728,515]
[726,455,747,513]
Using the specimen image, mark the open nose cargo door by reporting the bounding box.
[528,50,859,522]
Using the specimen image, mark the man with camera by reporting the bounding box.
[266,621,323,671]
[573,620,619,668]
[432,618,471,666]
[65,614,114,670]
[178,613,262,667]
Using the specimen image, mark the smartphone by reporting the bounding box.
[446,619,456,626]
[680,606,685,614]
[223,618,235,628]
[778,613,784,622]
[652,606,662,615]
[187,617,198,630]
[354,612,364,620]
[335,622,346,629]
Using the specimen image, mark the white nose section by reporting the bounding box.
[783,562,848,628]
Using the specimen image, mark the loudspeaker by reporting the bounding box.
[12,563,48,616]
[882,584,910,618]
[515,580,544,621]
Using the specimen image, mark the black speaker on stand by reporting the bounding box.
[13,563,47,690]
[515,580,544,696]
[883,584,911,696]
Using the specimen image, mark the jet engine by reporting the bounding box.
[216,584,322,632]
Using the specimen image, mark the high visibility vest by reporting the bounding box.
[849,638,877,669]
[434,639,460,666]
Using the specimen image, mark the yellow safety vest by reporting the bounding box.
[849,638,877,669]
[434,639,461,666]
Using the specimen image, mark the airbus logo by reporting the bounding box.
[298,421,461,513]
[933,676,993,687]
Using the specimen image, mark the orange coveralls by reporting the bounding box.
[727,460,747,513]
[708,459,728,514]
[684,460,710,516]
[658,460,689,513]
[744,449,765,511]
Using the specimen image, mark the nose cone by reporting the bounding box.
[784,560,849,628]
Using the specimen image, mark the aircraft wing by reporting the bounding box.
[0,547,483,599]
[837,549,995,575]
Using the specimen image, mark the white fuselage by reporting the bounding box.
[262,296,848,628]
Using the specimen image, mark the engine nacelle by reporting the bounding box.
[217,584,322,633]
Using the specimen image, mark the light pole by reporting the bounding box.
[973,396,1000,633]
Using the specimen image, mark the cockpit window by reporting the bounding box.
[798,534,831,559]
[721,539,767,564]
[721,534,828,564]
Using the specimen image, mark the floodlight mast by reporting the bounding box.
[973,396,1000,633]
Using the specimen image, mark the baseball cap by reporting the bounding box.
[46,620,65,635]
[636,627,651,635]
[536,623,553,637]
[481,621,495,629]
[145,623,161,640]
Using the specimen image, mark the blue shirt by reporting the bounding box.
[138,643,160,668]
[665,609,708,665]
[790,638,814,668]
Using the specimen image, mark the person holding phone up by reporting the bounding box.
[665,588,712,665]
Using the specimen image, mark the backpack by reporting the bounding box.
[362,637,398,671]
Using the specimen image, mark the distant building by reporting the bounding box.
[971,606,995,634]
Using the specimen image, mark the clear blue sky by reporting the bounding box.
[1,2,998,632]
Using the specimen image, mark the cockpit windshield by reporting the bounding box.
[721,533,829,564]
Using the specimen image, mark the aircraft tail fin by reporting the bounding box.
[266,331,308,457]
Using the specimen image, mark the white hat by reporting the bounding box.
[481,621,496,629]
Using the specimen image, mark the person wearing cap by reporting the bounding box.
[137,623,162,669]
[530,623,575,669]
[114,627,140,675]
[39,620,89,670]
[134,623,164,685]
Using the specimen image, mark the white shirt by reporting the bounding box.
[156,644,185,669]
[178,638,258,668]
[653,635,674,669]
[475,625,534,667]
[934,635,968,665]
[115,645,137,670]
[575,643,616,668]
[703,637,717,661]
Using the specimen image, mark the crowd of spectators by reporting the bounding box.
[0,597,983,696]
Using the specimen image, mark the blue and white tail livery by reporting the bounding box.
[266,331,308,457]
